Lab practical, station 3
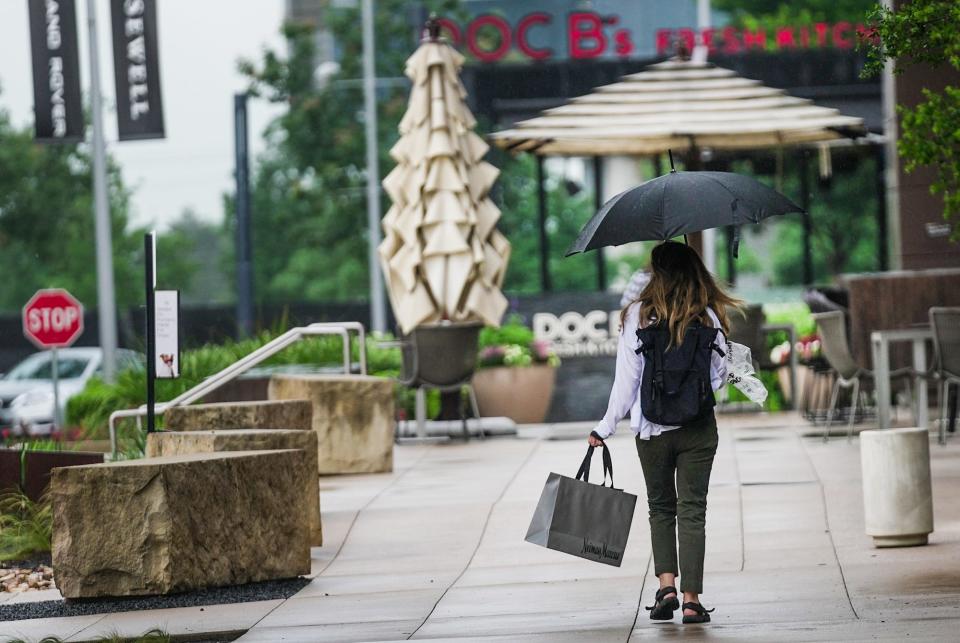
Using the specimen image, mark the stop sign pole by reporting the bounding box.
[22,289,85,431]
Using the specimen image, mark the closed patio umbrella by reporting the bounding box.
[379,22,510,334]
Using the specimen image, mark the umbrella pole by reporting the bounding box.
[593,156,607,292]
[537,155,552,292]
[685,145,705,258]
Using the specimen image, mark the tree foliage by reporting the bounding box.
[234,2,459,304]
[864,0,960,238]
[0,101,142,312]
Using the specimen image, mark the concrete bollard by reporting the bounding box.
[860,427,934,547]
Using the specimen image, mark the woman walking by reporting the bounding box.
[588,240,739,624]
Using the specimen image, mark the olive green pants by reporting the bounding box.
[635,413,719,594]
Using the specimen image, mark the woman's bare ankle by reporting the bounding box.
[682,592,699,612]
[658,574,677,595]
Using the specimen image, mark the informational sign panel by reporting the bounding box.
[154,290,179,378]
[27,0,84,142]
[110,0,165,140]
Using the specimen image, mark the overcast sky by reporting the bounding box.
[0,0,289,230]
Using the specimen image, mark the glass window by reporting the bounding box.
[5,354,91,380]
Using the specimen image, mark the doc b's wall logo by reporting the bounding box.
[533,310,620,358]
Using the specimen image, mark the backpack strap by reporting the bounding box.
[650,330,665,420]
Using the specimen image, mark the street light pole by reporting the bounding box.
[696,0,717,275]
[86,0,118,382]
[362,0,387,333]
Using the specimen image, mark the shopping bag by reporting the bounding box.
[524,441,637,567]
[724,341,768,405]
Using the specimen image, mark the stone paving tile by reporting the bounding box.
[411,609,631,640]
[65,599,282,641]
[253,589,441,629]
[237,619,424,642]
[0,614,104,642]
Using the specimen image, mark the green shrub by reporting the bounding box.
[0,490,52,562]
[478,315,534,348]
[67,333,403,440]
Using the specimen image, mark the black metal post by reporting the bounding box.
[536,155,552,292]
[144,232,156,434]
[874,144,889,271]
[592,156,606,291]
[799,149,814,285]
[234,93,254,338]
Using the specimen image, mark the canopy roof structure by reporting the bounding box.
[491,60,867,156]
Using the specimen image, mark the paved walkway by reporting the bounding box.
[3,413,959,642]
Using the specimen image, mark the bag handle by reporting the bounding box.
[576,434,615,488]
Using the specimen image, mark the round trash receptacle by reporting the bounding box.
[860,427,934,547]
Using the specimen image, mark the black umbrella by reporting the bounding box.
[566,153,804,257]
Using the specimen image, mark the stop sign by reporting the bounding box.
[22,289,85,349]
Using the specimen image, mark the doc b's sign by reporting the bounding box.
[533,310,620,358]
[439,5,867,63]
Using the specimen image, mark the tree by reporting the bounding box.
[234,2,460,304]
[766,153,880,284]
[864,0,960,239]
[156,209,231,304]
[0,97,142,312]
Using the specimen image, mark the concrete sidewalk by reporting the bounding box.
[3,413,959,642]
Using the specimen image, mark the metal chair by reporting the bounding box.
[813,311,913,442]
[929,307,960,445]
[398,322,484,440]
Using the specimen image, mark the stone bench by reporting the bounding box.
[268,375,394,475]
[146,429,322,546]
[164,399,312,432]
[51,450,310,599]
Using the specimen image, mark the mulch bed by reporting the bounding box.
[0,576,310,622]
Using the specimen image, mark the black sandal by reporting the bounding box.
[644,586,679,620]
[681,601,715,624]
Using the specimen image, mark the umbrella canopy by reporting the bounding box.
[567,168,803,256]
[379,33,511,334]
[491,60,866,156]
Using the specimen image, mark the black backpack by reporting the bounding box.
[635,318,725,426]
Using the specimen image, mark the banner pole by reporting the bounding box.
[86,0,119,383]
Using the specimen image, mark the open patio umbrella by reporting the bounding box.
[566,153,803,257]
[379,21,511,334]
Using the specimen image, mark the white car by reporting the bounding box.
[0,348,142,436]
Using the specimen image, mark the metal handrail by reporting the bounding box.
[108,322,367,456]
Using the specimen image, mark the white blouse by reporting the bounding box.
[593,302,727,441]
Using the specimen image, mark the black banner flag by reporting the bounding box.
[27,0,84,142]
[111,0,165,140]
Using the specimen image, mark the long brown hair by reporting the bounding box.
[622,241,742,346]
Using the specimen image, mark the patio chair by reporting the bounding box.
[929,307,960,445]
[398,322,484,440]
[813,311,913,442]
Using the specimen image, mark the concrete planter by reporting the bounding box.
[860,427,934,547]
[473,365,556,424]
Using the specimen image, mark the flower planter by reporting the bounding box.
[472,365,556,424]
[0,448,104,501]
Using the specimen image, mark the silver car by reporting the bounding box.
[0,348,142,436]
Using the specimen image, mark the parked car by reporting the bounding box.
[0,348,142,436]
